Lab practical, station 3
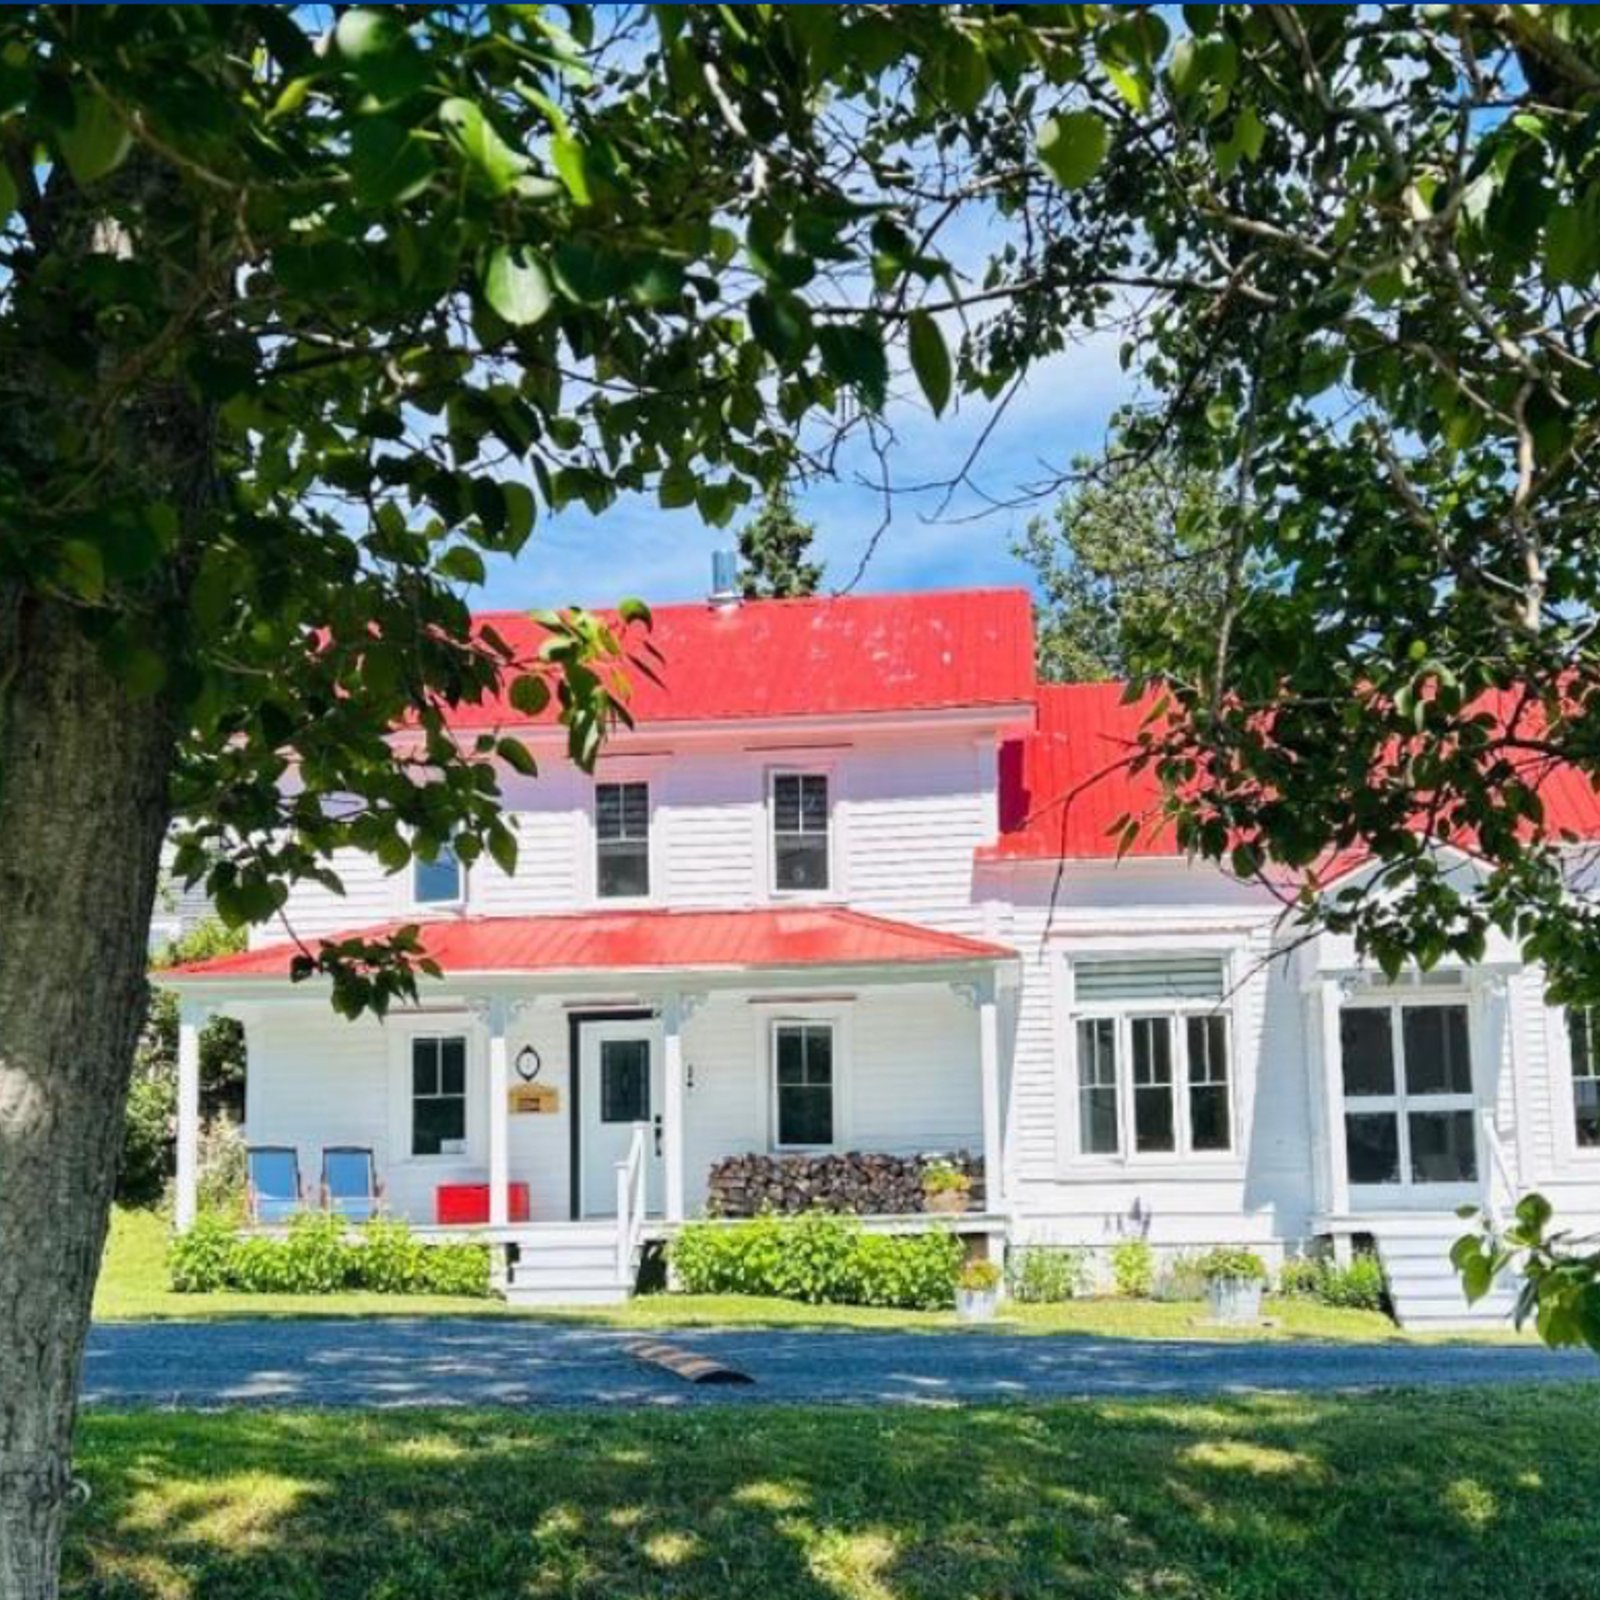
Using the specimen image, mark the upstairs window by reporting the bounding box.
[412,1036,467,1156]
[596,781,650,898]
[1071,956,1233,1160]
[413,843,462,906]
[772,773,830,892]
[1570,1007,1600,1149]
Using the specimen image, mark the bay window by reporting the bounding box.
[1071,955,1234,1161]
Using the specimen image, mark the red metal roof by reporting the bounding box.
[982,683,1175,861]
[458,588,1035,729]
[167,907,1013,981]
[983,681,1600,864]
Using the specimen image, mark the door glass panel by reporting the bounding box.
[1131,1016,1175,1153]
[1345,1112,1401,1184]
[1409,1111,1478,1183]
[1340,1009,1394,1096]
[599,1040,650,1123]
[1403,1006,1472,1095]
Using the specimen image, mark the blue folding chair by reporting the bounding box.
[322,1146,384,1223]
[247,1146,305,1224]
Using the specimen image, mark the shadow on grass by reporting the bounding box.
[68,1387,1600,1599]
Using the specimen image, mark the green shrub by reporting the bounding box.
[1110,1238,1155,1297]
[1195,1246,1269,1284]
[1006,1246,1089,1303]
[1153,1252,1208,1303]
[167,1208,235,1292]
[669,1213,962,1310]
[1279,1253,1387,1311]
[167,1211,491,1298]
[117,1073,173,1209]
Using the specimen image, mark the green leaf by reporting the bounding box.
[550,132,591,205]
[438,545,486,585]
[57,88,131,186]
[907,310,952,417]
[748,291,812,361]
[1544,204,1596,286]
[336,8,428,102]
[658,463,697,509]
[483,246,554,327]
[59,539,105,602]
[496,736,537,776]
[0,163,16,225]
[817,322,890,411]
[349,118,435,207]
[508,674,551,717]
[1104,62,1150,113]
[1037,110,1108,190]
[487,821,518,877]
[439,97,525,195]
[502,480,536,546]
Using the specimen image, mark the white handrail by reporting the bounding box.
[1478,1106,1517,1229]
[614,1122,648,1286]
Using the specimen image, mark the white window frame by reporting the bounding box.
[593,778,653,903]
[410,840,465,910]
[1063,949,1241,1169]
[1338,992,1479,1192]
[766,767,836,899]
[1563,1003,1600,1160]
[387,1020,485,1169]
[767,1014,848,1152]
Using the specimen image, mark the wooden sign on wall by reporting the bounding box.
[509,1083,560,1115]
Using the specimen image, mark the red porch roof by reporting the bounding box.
[459,587,1036,729]
[167,907,1013,981]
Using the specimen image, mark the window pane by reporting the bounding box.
[1340,1009,1395,1097]
[1403,1006,1472,1096]
[1190,1086,1231,1151]
[1345,1112,1400,1184]
[1576,1081,1600,1148]
[597,841,650,898]
[1132,1017,1175,1152]
[412,1038,438,1097]
[773,774,802,832]
[1571,1007,1595,1080]
[440,1038,466,1097]
[597,782,648,842]
[1076,1018,1118,1156]
[1075,956,1226,1002]
[778,1087,833,1146]
[413,847,461,904]
[1409,1110,1478,1183]
[799,775,828,829]
[775,835,829,891]
[414,1096,465,1156]
[600,1040,650,1123]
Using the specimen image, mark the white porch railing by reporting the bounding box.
[1478,1106,1517,1229]
[614,1121,649,1288]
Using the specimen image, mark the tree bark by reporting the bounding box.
[0,592,174,1600]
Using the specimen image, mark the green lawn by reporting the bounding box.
[97,1206,1524,1344]
[68,1389,1600,1599]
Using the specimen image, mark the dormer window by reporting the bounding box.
[596,781,650,899]
[412,842,463,906]
[772,772,830,892]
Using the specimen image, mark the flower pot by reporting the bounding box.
[925,1189,970,1216]
[1206,1275,1264,1325]
[956,1285,999,1323]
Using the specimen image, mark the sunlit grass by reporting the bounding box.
[69,1389,1600,1599]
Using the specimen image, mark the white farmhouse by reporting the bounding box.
[165,580,1600,1323]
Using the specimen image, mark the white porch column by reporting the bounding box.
[662,991,686,1223]
[1318,978,1351,1219]
[977,972,1005,1211]
[174,1000,205,1232]
[487,998,510,1228]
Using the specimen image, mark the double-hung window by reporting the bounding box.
[773,1021,835,1148]
[772,773,830,892]
[412,842,463,906]
[1071,956,1234,1160]
[411,1036,467,1157]
[596,781,650,899]
[1568,1006,1600,1149]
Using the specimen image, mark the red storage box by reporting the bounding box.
[434,1182,530,1226]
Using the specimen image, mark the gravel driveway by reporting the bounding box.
[81,1319,1598,1410]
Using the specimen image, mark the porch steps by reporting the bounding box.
[501,1220,637,1309]
[1368,1217,1520,1331]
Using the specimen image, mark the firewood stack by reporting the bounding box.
[704,1151,985,1217]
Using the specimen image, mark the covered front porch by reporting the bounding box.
[165,908,1016,1301]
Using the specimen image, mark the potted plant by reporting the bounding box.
[921,1158,972,1215]
[1196,1246,1269,1324]
[955,1258,1002,1322]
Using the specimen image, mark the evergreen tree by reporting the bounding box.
[737,484,824,599]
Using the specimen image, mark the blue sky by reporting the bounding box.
[480,329,1133,612]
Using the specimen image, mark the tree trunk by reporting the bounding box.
[0,593,174,1600]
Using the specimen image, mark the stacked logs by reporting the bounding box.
[704,1151,986,1217]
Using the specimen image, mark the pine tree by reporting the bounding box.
[737,484,824,599]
